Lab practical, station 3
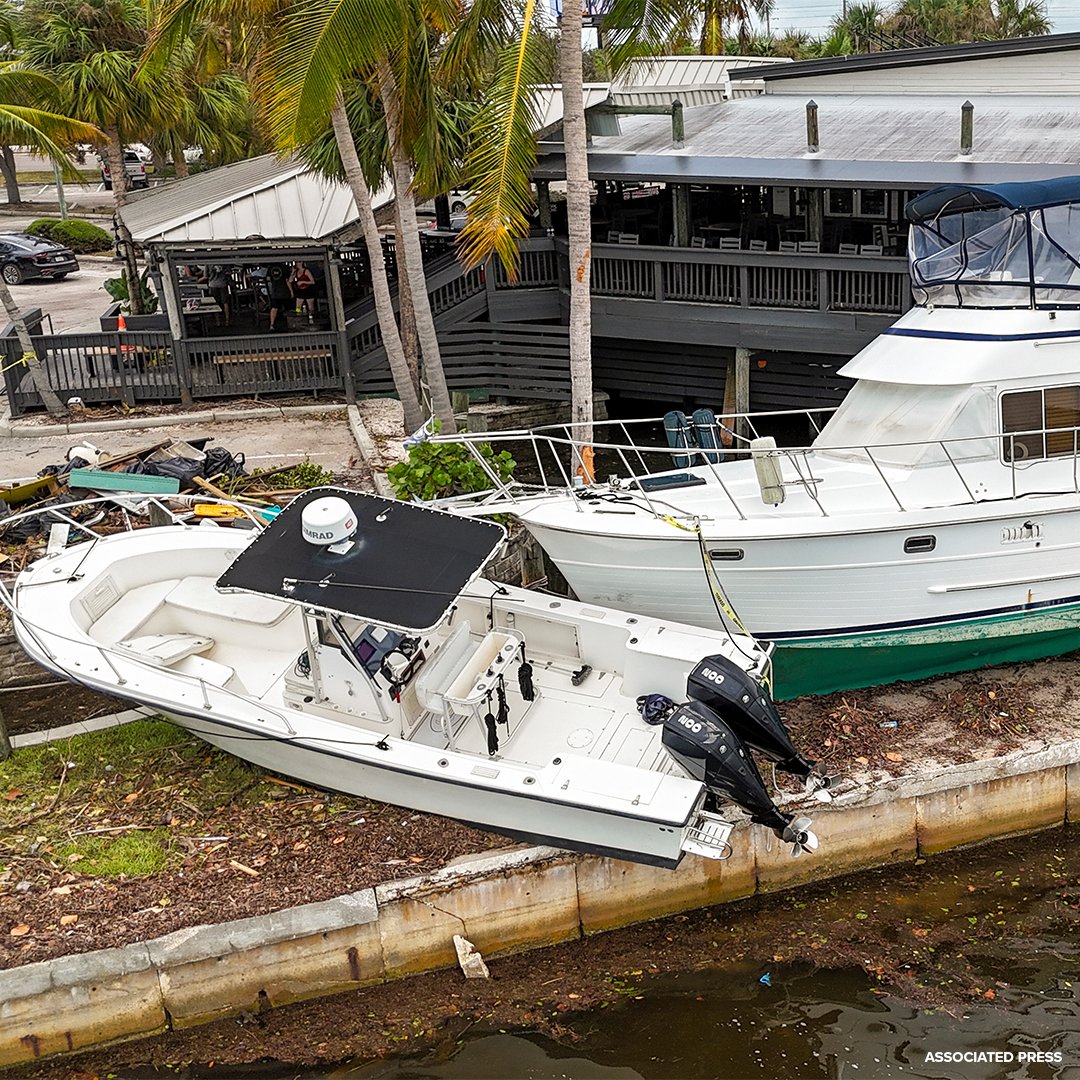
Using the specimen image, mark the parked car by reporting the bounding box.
[99,150,149,191]
[0,233,80,284]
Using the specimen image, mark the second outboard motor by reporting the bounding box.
[687,654,834,798]
[662,700,818,856]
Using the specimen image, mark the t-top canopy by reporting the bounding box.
[216,488,506,632]
[906,177,1080,223]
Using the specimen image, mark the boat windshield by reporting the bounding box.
[813,381,998,467]
[909,199,1080,308]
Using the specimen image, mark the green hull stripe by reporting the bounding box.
[771,604,1080,700]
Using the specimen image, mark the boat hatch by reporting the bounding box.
[215,488,506,633]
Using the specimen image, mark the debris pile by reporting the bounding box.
[0,437,336,562]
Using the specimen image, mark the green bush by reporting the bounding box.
[388,438,515,502]
[26,218,61,240]
[49,218,113,253]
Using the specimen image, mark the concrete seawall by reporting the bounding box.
[2,737,1078,1067]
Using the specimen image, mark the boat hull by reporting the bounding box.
[521,510,1080,698]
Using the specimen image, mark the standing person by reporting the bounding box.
[266,261,292,331]
[288,261,317,322]
[207,264,232,327]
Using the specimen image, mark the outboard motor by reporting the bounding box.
[662,700,818,856]
[687,654,835,799]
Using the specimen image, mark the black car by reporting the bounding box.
[0,233,80,284]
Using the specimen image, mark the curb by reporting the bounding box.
[11,708,152,749]
[1,737,1077,1066]
[0,403,349,439]
[347,405,396,498]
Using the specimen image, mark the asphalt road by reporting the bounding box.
[3,255,120,335]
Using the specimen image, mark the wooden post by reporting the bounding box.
[960,100,974,156]
[671,100,684,149]
[807,188,824,245]
[326,253,355,403]
[673,184,691,248]
[159,249,193,407]
[537,180,553,232]
[735,345,751,441]
[806,100,819,154]
[0,702,10,762]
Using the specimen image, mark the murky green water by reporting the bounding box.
[116,828,1079,1080]
[333,828,1080,1080]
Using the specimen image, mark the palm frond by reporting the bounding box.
[457,0,544,278]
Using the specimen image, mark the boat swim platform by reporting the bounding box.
[2,724,1077,1066]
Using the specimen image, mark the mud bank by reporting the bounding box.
[2,732,1078,1068]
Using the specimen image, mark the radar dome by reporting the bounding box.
[301,496,356,546]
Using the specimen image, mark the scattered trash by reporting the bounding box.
[759,972,772,986]
[453,934,490,979]
[0,437,333,558]
[879,720,899,728]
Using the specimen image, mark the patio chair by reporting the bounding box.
[748,239,768,253]
[618,232,640,245]
[797,241,820,253]
[690,236,707,249]
[607,230,621,243]
[718,236,742,251]
[778,240,797,254]
[859,244,883,256]
[838,243,858,255]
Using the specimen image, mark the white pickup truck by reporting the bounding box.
[99,150,150,191]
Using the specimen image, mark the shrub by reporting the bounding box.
[49,218,113,253]
[388,437,515,502]
[26,218,61,240]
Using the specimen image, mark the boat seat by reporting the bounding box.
[113,632,214,667]
[165,577,292,626]
[88,578,181,644]
[171,652,238,689]
[415,622,476,714]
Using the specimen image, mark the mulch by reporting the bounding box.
[1,651,1078,973]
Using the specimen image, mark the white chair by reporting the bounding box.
[859,243,883,256]
[778,240,797,254]
[690,236,707,249]
[748,239,767,253]
[718,236,742,251]
[619,232,640,245]
[838,242,858,255]
[797,240,820,253]
[607,230,621,243]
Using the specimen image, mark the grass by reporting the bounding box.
[15,170,101,185]
[0,718,269,880]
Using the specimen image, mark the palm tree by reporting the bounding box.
[694,0,774,54]
[18,0,175,315]
[0,61,100,415]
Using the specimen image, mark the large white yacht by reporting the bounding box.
[439,179,1080,697]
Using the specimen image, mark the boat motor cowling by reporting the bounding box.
[662,701,818,856]
[687,655,830,795]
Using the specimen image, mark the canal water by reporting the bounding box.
[114,826,1078,1079]
[330,827,1079,1080]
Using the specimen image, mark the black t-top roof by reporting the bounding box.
[216,488,506,632]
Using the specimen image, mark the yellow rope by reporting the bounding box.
[0,355,26,375]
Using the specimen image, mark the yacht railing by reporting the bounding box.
[432,412,1080,521]
[0,494,307,739]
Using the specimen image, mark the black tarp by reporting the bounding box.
[216,488,505,631]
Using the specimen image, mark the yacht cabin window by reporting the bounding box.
[1001,386,1080,461]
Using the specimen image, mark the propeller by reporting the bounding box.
[805,771,840,803]
[782,815,819,857]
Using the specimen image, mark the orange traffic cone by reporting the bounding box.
[117,312,136,353]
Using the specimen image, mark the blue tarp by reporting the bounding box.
[906,177,1080,223]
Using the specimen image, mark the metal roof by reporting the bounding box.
[613,54,789,91]
[734,31,1080,82]
[531,93,1080,186]
[121,154,392,244]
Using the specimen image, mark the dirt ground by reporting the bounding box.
[11,823,1079,1079]
[2,651,1078,976]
